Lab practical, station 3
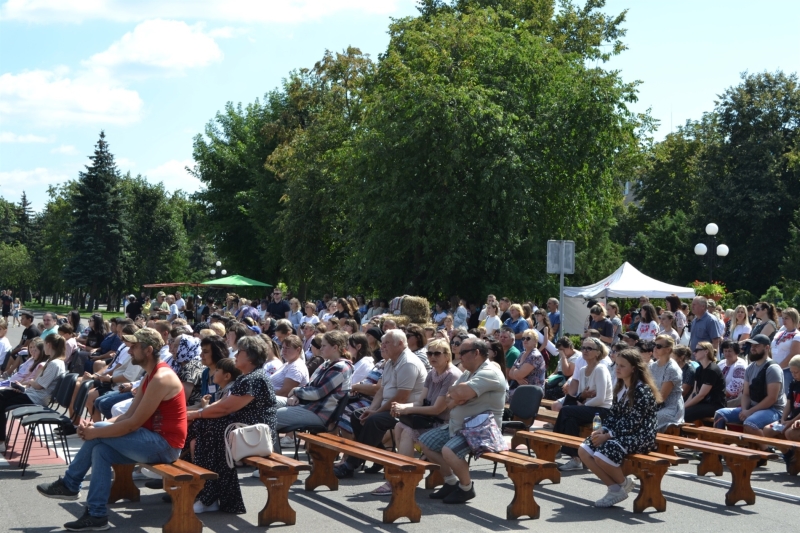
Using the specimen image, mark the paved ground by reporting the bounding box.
[2,313,799,532]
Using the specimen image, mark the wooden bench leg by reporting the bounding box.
[108,464,140,503]
[256,469,299,526]
[623,461,667,513]
[510,433,527,451]
[528,442,561,485]
[723,457,757,506]
[504,464,539,520]
[304,443,339,492]
[787,451,799,476]
[163,478,206,533]
[383,467,424,524]
[425,469,443,490]
[697,452,724,477]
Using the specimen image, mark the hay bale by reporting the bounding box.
[401,296,430,324]
[379,314,411,328]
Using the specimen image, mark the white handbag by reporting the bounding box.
[224,422,273,468]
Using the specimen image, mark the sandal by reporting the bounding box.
[371,482,393,496]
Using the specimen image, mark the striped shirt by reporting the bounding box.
[294,358,353,424]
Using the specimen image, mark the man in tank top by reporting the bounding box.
[37,327,187,532]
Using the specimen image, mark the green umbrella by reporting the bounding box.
[200,274,273,288]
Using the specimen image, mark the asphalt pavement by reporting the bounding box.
[1,312,798,532]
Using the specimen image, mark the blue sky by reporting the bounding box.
[1,0,799,212]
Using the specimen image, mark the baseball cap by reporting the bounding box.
[744,334,770,346]
[121,327,164,351]
[622,332,640,341]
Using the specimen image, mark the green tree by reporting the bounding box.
[338,4,641,300]
[0,242,36,292]
[63,131,127,311]
[33,183,77,303]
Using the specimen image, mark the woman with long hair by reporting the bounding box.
[578,349,661,508]
[636,304,659,341]
[650,334,684,431]
[729,305,752,342]
[68,309,84,335]
[683,341,726,422]
[664,296,687,339]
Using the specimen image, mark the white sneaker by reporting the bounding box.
[558,457,584,471]
[595,488,629,508]
[622,476,635,494]
[193,500,219,514]
[280,435,296,448]
[131,468,148,481]
[251,469,261,478]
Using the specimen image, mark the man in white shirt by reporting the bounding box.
[174,292,186,318]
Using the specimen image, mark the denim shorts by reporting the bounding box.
[417,426,471,459]
[714,406,782,430]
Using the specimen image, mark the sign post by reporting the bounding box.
[547,240,575,338]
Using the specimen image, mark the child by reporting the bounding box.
[578,348,661,508]
[0,319,11,371]
[200,357,241,407]
[3,337,47,386]
[12,298,21,327]
[58,323,79,373]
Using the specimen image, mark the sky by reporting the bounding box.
[1,0,799,213]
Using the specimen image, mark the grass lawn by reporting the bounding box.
[29,303,127,320]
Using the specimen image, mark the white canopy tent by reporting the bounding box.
[560,262,696,335]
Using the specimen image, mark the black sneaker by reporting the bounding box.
[37,476,80,500]
[364,463,384,474]
[429,482,459,500]
[333,463,354,479]
[443,484,476,504]
[145,479,164,490]
[64,508,110,531]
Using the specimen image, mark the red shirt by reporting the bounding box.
[141,361,187,449]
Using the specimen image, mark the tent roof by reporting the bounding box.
[200,274,272,288]
[563,262,695,299]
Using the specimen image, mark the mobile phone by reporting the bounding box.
[11,382,25,392]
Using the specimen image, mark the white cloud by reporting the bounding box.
[51,144,78,155]
[0,69,143,126]
[0,167,72,209]
[0,0,407,23]
[89,19,223,72]
[0,131,50,143]
[145,159,204,194]
[116,157,136,168]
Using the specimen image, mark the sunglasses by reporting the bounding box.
[428,351,446,357]
[654,344,669,349]
[693,348,707,353]
[460,348,477,356]
[452,342,461,347]
[523,336,535,341]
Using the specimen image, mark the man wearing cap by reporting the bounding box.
[621,331,639,347]
[37,327,187,531]
[1,310,40,374]
[689,296,721,353]
[151,291,169,319]
[713,334,785,438]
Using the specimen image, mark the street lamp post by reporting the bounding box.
[694,223,729,283]
[209,260,227,278]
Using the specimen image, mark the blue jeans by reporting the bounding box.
[783,368,792,396]
[94,391,133,419]
[714,406,782,430]
[62,422,181,517]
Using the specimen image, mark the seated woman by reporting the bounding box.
[6,337,47,385]
[193,335,230,409]
[272,334,310,405]
[171,333,204,407]
[683,342,726,423]
[276,330,353,434]
[506,329,546,401]
[337,343,383,440]
[764,354,800,444]
[368,339,462,495]
[649,335,684,431]
[718,340,747,407]
[348,333,376,387]
[555,337,613,471]
[578,349,661,508]
[260,334,284,376]
[671,345,695,401]
[0,334,66,441]
[185,336,277,514]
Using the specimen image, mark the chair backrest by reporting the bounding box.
[56,373,79,410]
[325,393,353,432]
[46,373,67,407]
[509,385,544,421]
[72,380,94,420]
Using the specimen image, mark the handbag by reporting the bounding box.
[458,410,508,459]
[224,422,273,468]
[399,414,442,430]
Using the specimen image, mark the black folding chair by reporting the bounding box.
[492,385,544,476]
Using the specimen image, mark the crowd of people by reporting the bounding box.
[0,287,798,529]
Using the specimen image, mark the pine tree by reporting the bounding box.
[63,131,127,312]
[15,192,35,247]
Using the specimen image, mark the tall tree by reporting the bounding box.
[15,191,35,249]
[63,131,127,311]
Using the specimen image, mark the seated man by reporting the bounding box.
[333,329,426,478]
[419,338,507,504]
[37,327,187,532]
[1,310,40,375]
[714,334,785,438]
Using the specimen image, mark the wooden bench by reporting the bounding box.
[675,424,800,476]
[655,434,777,506]
[540,399,556,410]
[244,454,311,527]
[515,430,679,513]
[299,432,438,524]
[110,460,218,533]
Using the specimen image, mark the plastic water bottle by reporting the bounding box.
[593,413,602,432]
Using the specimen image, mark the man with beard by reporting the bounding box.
[36,327,186,531]
[713,334,785,440]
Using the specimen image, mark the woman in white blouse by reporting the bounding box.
[346,333,376,386]
[729,305,752,342]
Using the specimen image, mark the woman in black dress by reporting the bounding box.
[185,335,277,514]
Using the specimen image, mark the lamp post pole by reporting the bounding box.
[694,223,729,283]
